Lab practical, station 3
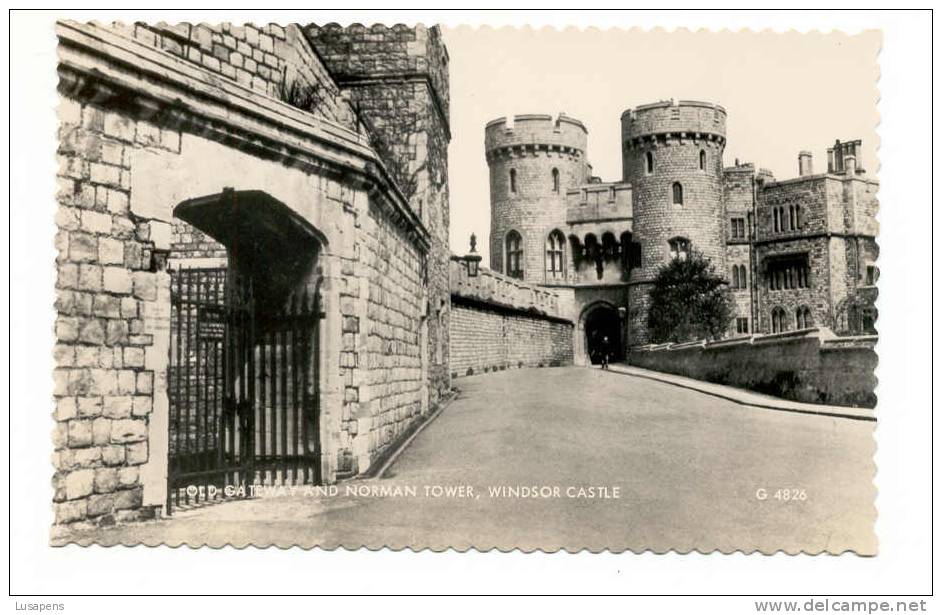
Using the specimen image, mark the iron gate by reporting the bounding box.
[167,267,322,514]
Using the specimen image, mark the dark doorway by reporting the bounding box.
[584,305,623,365]
[167,189,326,514]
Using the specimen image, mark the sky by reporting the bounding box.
[440,27,880,260]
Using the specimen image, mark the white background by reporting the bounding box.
[5,7,935,610]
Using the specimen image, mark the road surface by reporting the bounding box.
[58,367,876,554]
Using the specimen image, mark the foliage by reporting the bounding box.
[647,251,734,343]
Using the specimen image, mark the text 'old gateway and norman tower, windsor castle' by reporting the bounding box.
[486,101,878,365]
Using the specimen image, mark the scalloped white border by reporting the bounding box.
[8,6,933,603]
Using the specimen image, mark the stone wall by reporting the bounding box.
[449,258,573,378]
[485,114,588,282]
[628,328,877,408]
[54,20,447,527]
[53,95,171,526]
[622,101,728,345]
[304,23,453,408]
[127,22,356,129]
[755,172,879,333]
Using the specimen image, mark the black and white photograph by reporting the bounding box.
[6,7,936,607]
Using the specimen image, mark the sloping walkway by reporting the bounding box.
[608,363,875,421]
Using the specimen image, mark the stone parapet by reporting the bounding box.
[628,327,877,408]
[450,256,569,321]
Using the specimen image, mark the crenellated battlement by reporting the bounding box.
[485,113,588,160]
[621,99,727,146]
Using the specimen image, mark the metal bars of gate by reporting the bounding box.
[167,267,323,515]
[254,286,322,487]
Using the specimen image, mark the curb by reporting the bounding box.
[366,389,459,480]
[606,365,875,422]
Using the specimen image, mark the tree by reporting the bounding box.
[647,251,734,343]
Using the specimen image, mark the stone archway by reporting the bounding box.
[581,302,624,366]
[164,189,329,513]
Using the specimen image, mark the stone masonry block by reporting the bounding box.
[98,237,124,265]
[93,467,118,494]
[103,396,132,419]
[103,266,133,294]
[111,419,146,444]
[126,441,148,465]
[64,469,95,500]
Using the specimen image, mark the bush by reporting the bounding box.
[647,250,733,343]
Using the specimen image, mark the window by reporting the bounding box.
[668,237,690,261]
[773,208,780,233]
[645,151,654,175]
[865,264,879,286]
[552,168,560,194]
[736,317,749,334]
[671,182,684,206]
[731,264,748,289]
[767,257,810,290]
[771,307,789,333]
[509,169,517,194]
[861,308,876,334]
[505,230,523,279]
[795,306,813,329]
[546,230,566,279]
[699,149,707,171]
[731,217,746,239]
[795,204,802,229]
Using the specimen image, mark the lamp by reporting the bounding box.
[465,233,482,277]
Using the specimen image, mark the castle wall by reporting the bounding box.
[628,329,877,409]
[449,259,572,377]
[54,20,446,528]
[754,172,878,334]
[305,23,453,409]
[722,165,756,333]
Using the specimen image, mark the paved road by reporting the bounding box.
[60,367,876,554]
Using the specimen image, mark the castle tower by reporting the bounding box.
[621,100,728,344]
[485,113,589,283]
[304,23,453,403]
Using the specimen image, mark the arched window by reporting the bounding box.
[771,307,789,333]
[773,208,780,233]
[732,264,748,289]
[551,168,560,194]
[795,204,802,229]
[509,169,517,194]
[546,230,566,280]
[505,230,523,279]
[699,149,707,171]
[645,151,654,175]
[671,182,684,206]
[668,237,690,261]
[796,306,813,329]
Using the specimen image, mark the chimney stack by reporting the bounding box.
[798,151,813,176]
[843,155,857,176]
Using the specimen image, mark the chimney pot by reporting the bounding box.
[843,155,857,176]
[798,151,814,177]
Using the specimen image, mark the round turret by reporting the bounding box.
[486,113,589,283]
[620,100,728,343]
